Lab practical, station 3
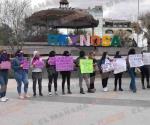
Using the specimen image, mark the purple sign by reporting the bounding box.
[0,61,11,69]
[48,57,56,65]
[22,60,30,69]
[34,59,45,69]
[55,56,74,71]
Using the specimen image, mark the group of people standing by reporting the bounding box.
[0,48,149,102]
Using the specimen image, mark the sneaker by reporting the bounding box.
[3,97,9,100]
[48,92,52,96]
[103,87,108,92]
[119,88,124,91]
[19,95,24,99]
[24,94,31,98]
[147,85,150,89]
[33,93,36,97]
[39,93,43,96]
[0,97,8,102]
[87,89,94,93]
[55,91,58,95]
[80,88,85,94]
[114,88,117,91]
[68,91,72,94]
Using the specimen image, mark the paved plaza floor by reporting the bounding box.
[0,78,150,125]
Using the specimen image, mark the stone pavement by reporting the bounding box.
[0,78,150,125]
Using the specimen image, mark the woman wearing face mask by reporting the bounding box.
[46,51,58,96]
[12,50,30,99]
[31,51,44,97]
[98,52,111,92]
[60,51,72,95]
[0,50,10,102]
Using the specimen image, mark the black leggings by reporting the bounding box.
[102,78,108,88]
[90,72,96,89]
[48,73,58,92]
[61,71,71,92]
[32,72,42,94]
[141,68,149,86]
[114,73,123,89]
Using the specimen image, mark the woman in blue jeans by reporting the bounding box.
[0,50,10,102]
[127,48,136,93]
[12,50,30,99]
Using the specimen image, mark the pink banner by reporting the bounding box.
[55,56,74,71]
[34,59,45,68]
[0,61,11,69]
[48,57,56,65]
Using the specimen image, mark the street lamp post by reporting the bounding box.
[137,0,140,45]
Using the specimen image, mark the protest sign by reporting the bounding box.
[129,54,144,67]
[80,59,93,73]
[48,57,56,65]
[34,59,45,69]
[113,58,127,74]
[22,60,30,69]
[55,56,74,71]
[143,53,150,65]
[101,59,114,73]
[0,61,11,69]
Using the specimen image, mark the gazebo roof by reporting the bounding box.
[26,8,99,29]
[60,0,69,4]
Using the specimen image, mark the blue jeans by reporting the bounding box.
[0,71,8,97]
[14,70,29,94]
[128,68,136,92]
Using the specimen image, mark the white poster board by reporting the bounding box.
[129,54,144,68]
[101,59,114,73]
[143,53,150,65]
[113,58,127,74]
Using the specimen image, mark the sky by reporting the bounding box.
[31,0,150,21]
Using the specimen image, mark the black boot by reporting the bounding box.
[80,88,85,94]
[142,83,146,89]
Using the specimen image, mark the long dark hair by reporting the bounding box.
[101,52,107,61]
[63,51,70,56]
[128,48,136,55]
[49,51,56,57]
[79,51,85,58]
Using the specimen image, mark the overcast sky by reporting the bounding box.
[31,0,150,21]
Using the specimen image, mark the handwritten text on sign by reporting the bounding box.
[143,53,150,65]
[129,54,144,68]
[0,61,11,69]
[80,59,93,74]
[113,58,127,74]
[55,56,74,71]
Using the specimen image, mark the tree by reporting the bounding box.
[140,13,150,51]
[0,0,31,52]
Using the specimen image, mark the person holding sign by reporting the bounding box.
[75,51,92,94]
[88,51,97,92]
[127,48,137,93]
[31,51,44,97]
[140,51,150,89]
[46,51,58,96]
[98,52,111,92]
[12,50,30,99]
[60,51,72,95]
[113,51,123,91]
[0,50,10,102]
